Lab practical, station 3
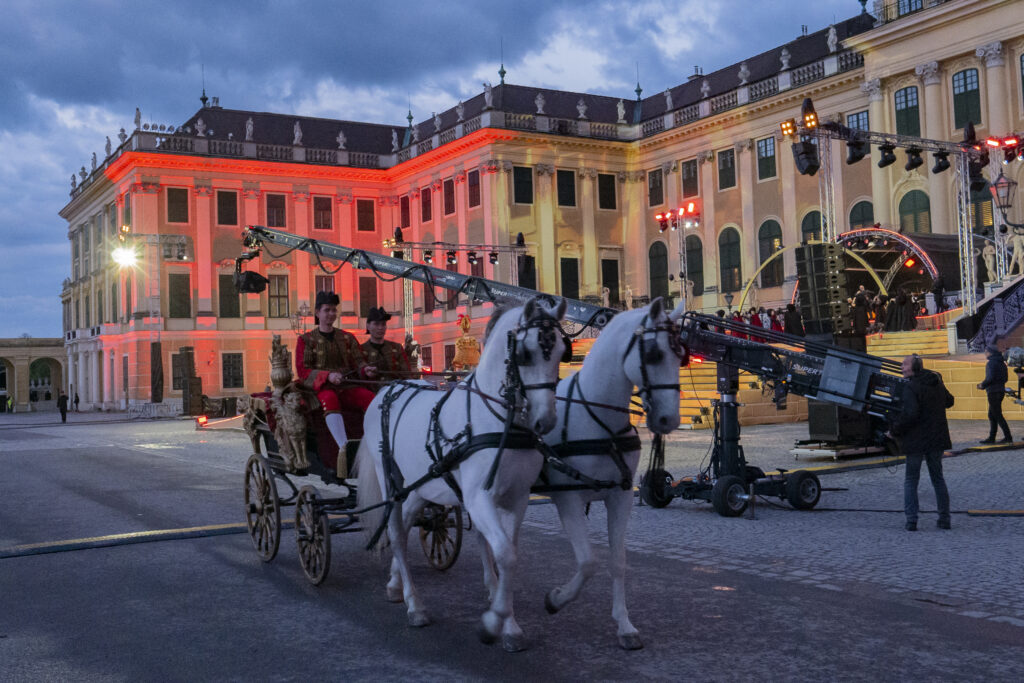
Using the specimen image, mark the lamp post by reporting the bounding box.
[990,172,1022,228]
[724,292,734,313]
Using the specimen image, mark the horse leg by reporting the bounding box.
[386,494,430,627]
[468,496,527,652]
[386,499,425,603]
[545,493,597,615]
[606,489,642,650]
[478,530,499,602]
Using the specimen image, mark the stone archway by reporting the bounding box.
[29,357,63,408]
[0,338,66,413]
[0,357,12,413]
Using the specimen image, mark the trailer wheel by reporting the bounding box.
[640,468,674,508]
[712,475,748,517]
[785,470,821,510]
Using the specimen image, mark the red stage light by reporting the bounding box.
[985,137,1002,147]
[1003,136,1020,147]
[904,257,916,268]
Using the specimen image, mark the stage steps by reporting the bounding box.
[867,329,949,358]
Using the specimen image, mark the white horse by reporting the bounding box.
[356,297,567,651]
[536,298,685,649]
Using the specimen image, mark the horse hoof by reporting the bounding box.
[502,633,528,653]
[544,591,560,615]
[477,626,498,645]
[407,610,430,628]
[386,586,403,603]
[618,633,644,650]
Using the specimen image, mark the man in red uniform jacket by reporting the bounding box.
[295,291,378,450]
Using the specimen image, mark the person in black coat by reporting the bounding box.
[978,343,1012,444]
[782,303,805,337]
[57,391,69,423]
[890,354,953,531]
[852,294,869,336]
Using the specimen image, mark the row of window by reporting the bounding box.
[892,65,996,136]
[504,168,619,211]
[170,352,244,390]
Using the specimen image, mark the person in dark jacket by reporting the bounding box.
[852,294,869,336]
[891,354,953,531]
[783,303,805,336]
[57,391,69,423]
[978,343,1012,444]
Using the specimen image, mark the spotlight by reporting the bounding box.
[655,213,669,233]
[801,98,818,130]
[904,147,924,172]
[931,152,950,174]
[969,148,989,193]
[904,257,916,268]
[985,137,1002,148]
[176,244,187,260]
[780,118,796,137]
[446,249,457,265]
[877,144,897,168]
[792,138,820,176]
[846,139,869,165]
[467,250,478,265]
[1004,145,1019,165]
[423,249,433,264]
[488,251,499,265]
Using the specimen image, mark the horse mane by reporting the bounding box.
[483,303,517,343]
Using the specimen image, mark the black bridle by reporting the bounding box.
[622,312,684,412]
[502,311,568,419]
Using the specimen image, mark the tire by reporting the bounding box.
[244,454,281,562]
[785,470,821,510]
[419,504,463,571]
[712,474,748,517]
[640,468,675,508]
[295,486,331,585]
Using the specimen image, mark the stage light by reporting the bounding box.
[112,246,137,267]
[423,249,433,264]
[846,139,869,165]
[792,139,820,176]
[801,98,818,130]
[488,251,499,265]
[467,251,479,265]
[446,250,458,265]
[904,147,924,172]
[877,144,897,168]
[985,137,1002,148]
[904,257,916,268]
[655,212,670,233]
[780,118,796,137]
[931,152,950,174]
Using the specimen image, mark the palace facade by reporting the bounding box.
[59,0,1024,409]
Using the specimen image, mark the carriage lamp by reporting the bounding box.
[990,172,1024,231]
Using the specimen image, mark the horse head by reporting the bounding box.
[510,296,567,435]
[622,297,685,434]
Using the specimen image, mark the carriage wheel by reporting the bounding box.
[295,486,332,585]
[244,454,281,561]
[419,505,463,571]
[640,468,674,508]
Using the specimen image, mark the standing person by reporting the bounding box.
[360,306,416,387]
[978,343,1012,444]
[783,303,805,336]
[931,276,945,313]
[295,291,378,461]
[57,391,69,424]
[852,295,869,336]
[891,354,953,531]
[748,307,764,342]
[73,392,80,412]
[767,308,784,333]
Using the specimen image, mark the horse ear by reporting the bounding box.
[649,296,664,319]
[554,298,567,321]
[668,300,686,322]
[523,297,536,320]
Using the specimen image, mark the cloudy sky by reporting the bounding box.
[0,0,862,337]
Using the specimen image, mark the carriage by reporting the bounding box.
[241,335,464,585]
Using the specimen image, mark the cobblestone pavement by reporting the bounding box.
[520,419,1024,633]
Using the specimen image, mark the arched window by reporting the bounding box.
[801,211,821,242]
[894,86,920,137]
[970,185,993,235]
[718,228,742,293]
[648,242,669,302]
[952,68,982,130]
[686,235,704,296]
[898,190,931,234]
[757,220,784,288]
[849,201,874,230]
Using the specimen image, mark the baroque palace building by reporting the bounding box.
[60,0,1024,409]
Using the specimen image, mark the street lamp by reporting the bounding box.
[990,172,1024,232]
[724,292,734,312]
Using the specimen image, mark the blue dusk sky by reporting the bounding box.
[0,0,864,337]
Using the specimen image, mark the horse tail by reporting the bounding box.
[355,439,386,555]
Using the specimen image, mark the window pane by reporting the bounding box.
[718,228,742,292]
[556,170,576,207]
[517,254,536,290]
[681,159,699,198]
[560,257,579,300]
[801,212,822,242]
[443,178,455,215]
[421,187,432,222]
[598,173,616,209]
[268,274,289,318]
[356,198,375,231]
[758,220,784,287]
[167,188,189,223]
[315,274,335,294]
[953,69,981,129]
[847,110,869,131]
[400,195,411,228]
[468,170,481,208]
[718,150,736,190]
[756,138,776,180]
[894,87,920,137]
[648,242,668,300]
[899,190,931,234]
[171,354,185,391]
[313,196,332,230]
[222,353,244,389]
[266,194,286,227]
[849,201,874,230]
[359,277,377,318]
[168,273,191,318]
[601,258,620,305]
[686,236,704,295]
[513,167,533,204]
[217,191,238,225]
[647,169,664,206]
[218,273,240,318]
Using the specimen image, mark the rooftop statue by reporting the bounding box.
[293,121,303,146]
[245,117,254,141]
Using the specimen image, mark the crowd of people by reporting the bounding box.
[713,303,807,339]
[849,286,930,335]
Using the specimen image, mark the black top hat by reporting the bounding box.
[315,291,340,310]
[366,306,392,324]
